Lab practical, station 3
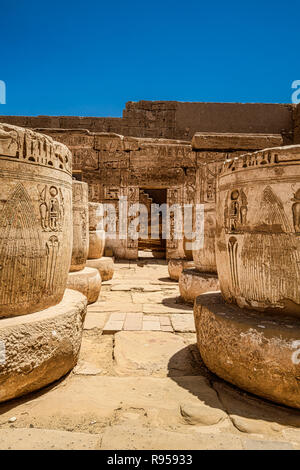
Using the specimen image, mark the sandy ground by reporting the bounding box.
[0,259,300,450]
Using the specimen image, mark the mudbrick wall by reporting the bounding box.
[0,101,298,143]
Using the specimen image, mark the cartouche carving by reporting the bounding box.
[39,185,64,232]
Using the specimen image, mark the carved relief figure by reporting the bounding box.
[292,188,300,233]
[45,235,60,293]
[228,236,239,292]
[224,189,248,233]
[0,183,46,307]
[39,185,64,232]
[240,186,300,307]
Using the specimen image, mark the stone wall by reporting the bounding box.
[34,129,283,260]
[294,103,300,144]
[0,101,296,142]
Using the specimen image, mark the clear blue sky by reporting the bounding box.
[1,0,299,116]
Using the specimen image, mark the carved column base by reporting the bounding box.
[179,269,219,304]
[67,267,101,304]
[194,292,300,409]
[168,259,195,281]
[86,257,115,281]
[0,289,87,403]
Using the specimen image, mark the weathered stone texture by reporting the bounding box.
[70,181,89,272]
[0,101,293,142]
[67,267,102,304]
[86,256,114,281]
[0,124,73,317]
[192,132,283,150]
[294,104,300,144]
[179,269,219,304]
[0,289,87,403]
[194,292,300,409]
[216,145,300,317]
[168,259,194,281]
[191,134,283,274]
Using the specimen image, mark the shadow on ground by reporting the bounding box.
[162,296,193,311]
[0,372,72,418]
[168,346,300,428]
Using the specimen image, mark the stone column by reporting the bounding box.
[0,124,87,403]
[70,181,89,272]
[179,132,283,304]
[86,202,115,281]
[194,144,300,409]
[67,184,102,303]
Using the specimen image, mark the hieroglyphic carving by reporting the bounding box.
[239,186,300,307]
[224,189,248,233]
[0,183,46,307]
[228,236,239,291]
[70,181,89,271]
[38,185,64,231]
[292,188,300,233]
[127,186,139,249]
[45,235,59,293]
[0,124,72,174]
[167,188,181,250]
[105,187,119,200]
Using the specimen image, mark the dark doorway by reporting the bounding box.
[138,188,167,259]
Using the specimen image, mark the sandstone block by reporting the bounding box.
[0,124,72,317]
[179,268,219,304]
[67,267,101,304]
[0,289,87,403]
[192,132,283,150]
[194,292,300,409]
[88,202,104,231]
[168,259,194,281]
[88,229,105,259]
[70,181,89,272]
[216,145,300,316]
[86,256,114,281]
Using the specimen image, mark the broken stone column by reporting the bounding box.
[0,124,87,403]
[194,144,300,409]
[67,183,102,303]
[86,202,114,281]
[179,132,283,304]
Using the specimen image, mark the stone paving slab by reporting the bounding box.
[113,332,201,377]
[142,321,161,331]
[143,303,192,315]
[103,313,175,333]
[170,314,196,332]
[103,320,124,334]
[3,260,300,450]
[84,312,108,330]
[0,428,102,450]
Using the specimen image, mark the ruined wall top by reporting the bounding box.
[0,101,296,143]
[0,123,72,175]
[294,104,300,144]
[192,132,283,151]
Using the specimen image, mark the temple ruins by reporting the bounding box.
[0,100,300,449]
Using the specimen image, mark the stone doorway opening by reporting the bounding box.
[138,188,167,259]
